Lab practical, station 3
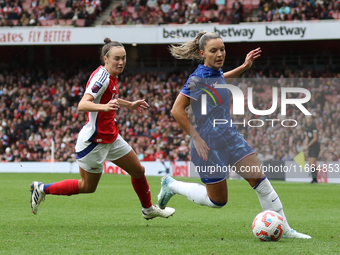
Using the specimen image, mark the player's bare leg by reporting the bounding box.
[78,168,102,193]
[30,167,100,215]
[206,179,228,205]
[112,150,175,219]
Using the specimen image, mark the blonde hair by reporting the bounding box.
[169,31,222,60]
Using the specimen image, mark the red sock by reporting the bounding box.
[131,175,152,208]
[44,179,79,196]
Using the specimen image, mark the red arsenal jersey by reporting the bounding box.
[79,66,119,143]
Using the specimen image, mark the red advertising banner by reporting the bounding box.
[172,161,189,177]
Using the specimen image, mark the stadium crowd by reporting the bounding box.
[255,0,340,22]
[105,0,340,25]
[0,60,339,163]
[0,0,109,26]
[1,0,339,27]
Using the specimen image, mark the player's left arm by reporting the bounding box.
[118,98,149,112]
[223,47,261,79]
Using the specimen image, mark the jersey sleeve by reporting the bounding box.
[85,71,109,100]
[180,76,203,101]
[312,123,318,133]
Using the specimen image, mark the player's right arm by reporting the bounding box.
[78,69,119,112]
[223,47,261,81]
[171,94,209,161]
[78,94,119,112]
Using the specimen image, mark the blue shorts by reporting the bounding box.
[191,133,254,184]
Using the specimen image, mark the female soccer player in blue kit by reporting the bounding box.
[157,31,311,238]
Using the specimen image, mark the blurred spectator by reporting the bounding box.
[289,0,299,8]
[126,16,135,24]
[278,2,290,15]
[20,12,30,26]
[147,0,158,10]
[197,11,209,23]
[4,147,13,162]
[232,0,243,23]
[114,11,124,24]
[208,10,219,22]
[161,0,171,13]
[54,6,64,20]
[177,140,189,160]
[11,2,22,20]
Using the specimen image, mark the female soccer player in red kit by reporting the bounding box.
[30,38,175,220]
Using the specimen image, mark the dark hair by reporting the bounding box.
[169,31,222,60]
[100,37,124,64]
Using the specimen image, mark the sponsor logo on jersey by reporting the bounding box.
[92,81,103,93]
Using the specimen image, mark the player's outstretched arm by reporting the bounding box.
[78,94,119,112]
[118,98,149,112]
[223,47,262,79]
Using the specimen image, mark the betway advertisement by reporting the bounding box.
[0,20,339,45]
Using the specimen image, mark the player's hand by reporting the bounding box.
[131,99,149,112]
[104,99,119,112]
[243,47,261,69]
[192,135,210,161]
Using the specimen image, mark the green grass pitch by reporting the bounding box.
[0,173,339,255]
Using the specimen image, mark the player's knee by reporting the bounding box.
[87,186,97,193]
[79,182,97,193]
[208,198,228,208]
[140,165,145,175]
[130,164,145,179]
[81,186,97,193]
[248,177,265,188]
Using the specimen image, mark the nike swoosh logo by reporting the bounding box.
[272,197,279,202]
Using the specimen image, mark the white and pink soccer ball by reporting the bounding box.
[252,210,285,241]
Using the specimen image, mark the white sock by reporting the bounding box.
[169,180,224,208]
[254,177,291,232]
[142,205,154,213]
[39,185,45,194]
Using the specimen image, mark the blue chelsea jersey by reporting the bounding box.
[180,64,239,148]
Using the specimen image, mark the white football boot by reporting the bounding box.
[30,181,46,215]
[142,205,175,220]
[282,229,312,239]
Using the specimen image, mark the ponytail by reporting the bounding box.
[169,31,221,60]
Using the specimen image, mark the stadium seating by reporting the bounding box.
[105,0,340,25]
[1,0,107,27]
[1,0,340,27]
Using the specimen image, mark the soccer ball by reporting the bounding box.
[252,210,285,241]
